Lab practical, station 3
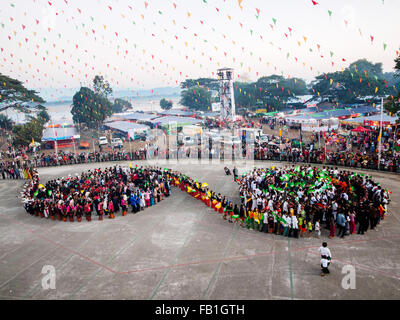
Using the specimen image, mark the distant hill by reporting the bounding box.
[113,87,181,99]
[43,86,181,103]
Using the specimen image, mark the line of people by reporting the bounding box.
[22,165,171,221]
[238,165,390,239]
[21,164,390,242]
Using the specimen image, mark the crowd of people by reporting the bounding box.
[0,160,35,180]
[21,163,390,241]
[254,126,400,172]
[254,143,400,172]
[238,165,390,238]
[30,150,147,167]
[22,165,172,221]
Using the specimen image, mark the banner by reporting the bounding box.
[301,124,339,132]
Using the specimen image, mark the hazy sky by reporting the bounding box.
[0,0,399,97]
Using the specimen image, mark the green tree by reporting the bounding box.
[71,87,113,128]
[0,114,13,130]
[0,73,45,112]
[234,82,256,110]
[12,115,46,146]
[384,56,400,117]
[180,86,211,111]
[396,56,400,73]
[93,75,113,98]
[349,59,384,79]
[180,78,219,91]
[311,67,394,104]
[36,109,50,124]
[113,98,132,113]
[160,98,173,110]
[233,75,309,112]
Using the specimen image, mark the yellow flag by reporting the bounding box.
[279,129,282,137]
[378,132,382,142]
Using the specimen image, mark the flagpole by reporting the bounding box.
[378,97,384,171]
[324,132,327,165]
[51,120,58,164]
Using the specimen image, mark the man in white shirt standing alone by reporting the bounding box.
[318,242,332,276]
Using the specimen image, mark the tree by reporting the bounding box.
[71,87,113,128]
[311,67,394,104]
[396,56,400,75]
[36,109,50,124]
[385,95,400,116]
[180,78,219,91]
[113,98,132,113]
[180,86,212,111]
[0,73,45,113]
[160,98,173,110]
[385,56,400,117]
[234,82,256,110]
[93,75,113,98]
[349,59,384,79]
[0,114,13,130]
[233,75,309,112]
[12,115,46,146]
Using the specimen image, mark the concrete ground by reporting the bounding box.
[0,159,399,300]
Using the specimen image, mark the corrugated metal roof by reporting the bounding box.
[104,121,150,133]
[287,106,379,122]
[200,112,220,118]
[158,109,196,116]
[151,116,203,126]
[348,114,397,124]
[118,112,158,121]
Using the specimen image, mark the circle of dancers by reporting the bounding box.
[21,164,389,239]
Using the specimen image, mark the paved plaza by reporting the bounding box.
[0,160,399,300]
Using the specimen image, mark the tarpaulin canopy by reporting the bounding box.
[351,126,372,133]
[42,127,80,142]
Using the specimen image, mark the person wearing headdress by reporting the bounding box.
[239,204,246,227]
[211,192,217,210]
[98,199,104,221]
[232,204,240,224]
[219,196,226,214]
[76,200,83,222]
[43,202,49,219]
[253,209,262,231]
[108,195,115,219]
[84,200,92,222]
[144,189,151,207]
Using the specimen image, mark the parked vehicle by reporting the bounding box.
[79,141,90,149]
[111,138,123,149]
[99,136,108,146]
[183,136,195,146]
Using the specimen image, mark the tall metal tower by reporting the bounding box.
[217,68,236,122]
